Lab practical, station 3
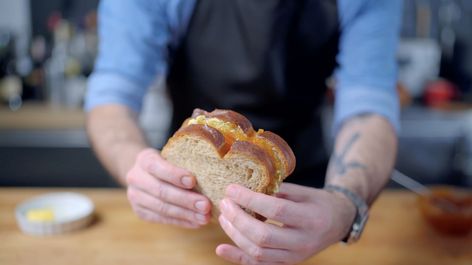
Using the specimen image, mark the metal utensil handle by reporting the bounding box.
[391,170,431,195]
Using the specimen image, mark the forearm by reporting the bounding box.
[325,114,397,204]
[86,104,150,185]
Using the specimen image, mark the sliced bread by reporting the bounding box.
[161,109,295,217]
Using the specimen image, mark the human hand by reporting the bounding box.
[216,183,357,265]
[126,148,211,228]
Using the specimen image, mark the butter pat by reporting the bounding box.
[26,208,55,222]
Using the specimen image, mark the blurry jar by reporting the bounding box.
[0,75,22,110]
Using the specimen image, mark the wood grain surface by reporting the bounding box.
[0,188,470,265]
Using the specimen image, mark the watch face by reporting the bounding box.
[351,213,369,243]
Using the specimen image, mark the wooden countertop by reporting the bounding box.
[0,188,471,265]
[0,103,85,130]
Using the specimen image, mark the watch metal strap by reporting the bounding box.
[324,184,369,244]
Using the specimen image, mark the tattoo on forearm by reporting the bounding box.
[327,132,366,178]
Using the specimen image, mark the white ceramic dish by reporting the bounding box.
[15,192,95,236]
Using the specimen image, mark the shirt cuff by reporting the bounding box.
[333,86,400,135]
[85,72,148,113]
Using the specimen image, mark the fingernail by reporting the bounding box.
[195,200,208,212]
[196,213,207,222]
[219,215,229,227]
[226,185,237,198]
[181,176,193,187]
[220,199,229,212]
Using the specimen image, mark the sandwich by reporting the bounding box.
[161,108,296,217]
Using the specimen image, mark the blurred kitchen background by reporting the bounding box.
[1,0,472,188]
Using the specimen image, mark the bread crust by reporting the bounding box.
[256,131,296,177]
[172,124,230,157]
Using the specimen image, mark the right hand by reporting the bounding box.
[126,148,212,228]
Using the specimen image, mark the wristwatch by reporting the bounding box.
[324,184,369,244]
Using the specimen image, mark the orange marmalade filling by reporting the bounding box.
[253,136,284,193]
[187,115,284,193]
[187,115,248,142]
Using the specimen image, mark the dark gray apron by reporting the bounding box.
[166,0,340,187]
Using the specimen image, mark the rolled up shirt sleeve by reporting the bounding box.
[85,0,171,113]
[334,0,403,134]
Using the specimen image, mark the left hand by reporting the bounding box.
[216,183,357,265]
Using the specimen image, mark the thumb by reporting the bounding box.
[138,148,196,189]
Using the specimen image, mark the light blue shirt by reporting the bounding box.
[86,0,403,133]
